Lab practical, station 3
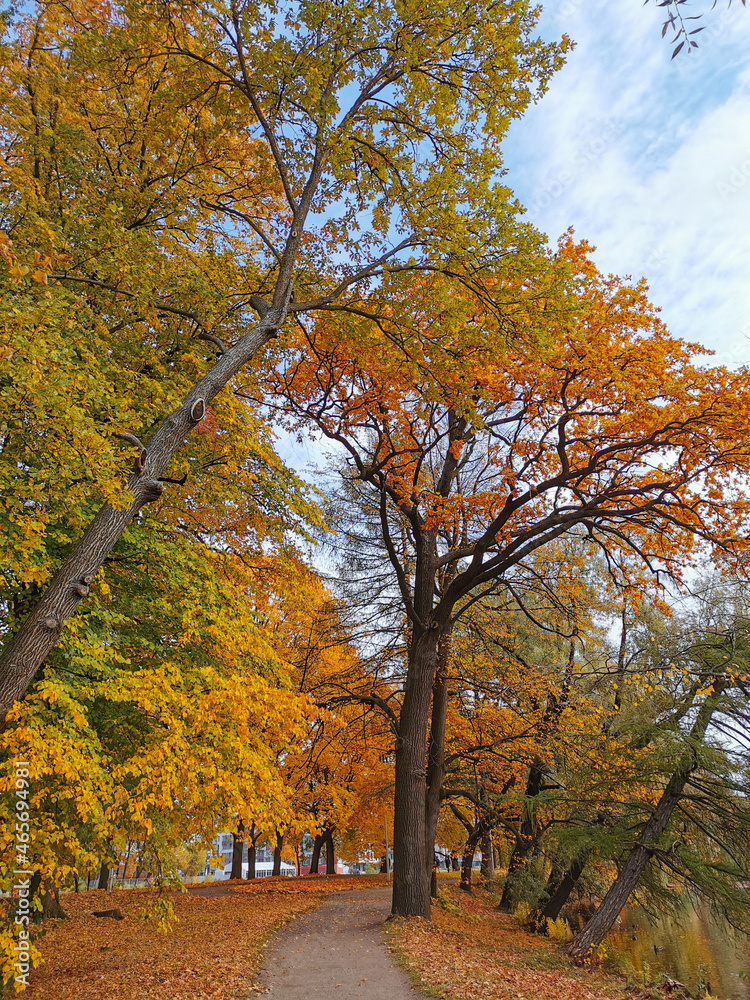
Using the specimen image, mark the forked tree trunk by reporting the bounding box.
[498,761,545,911]
[231,819,245,880]
[500,646,575,911]
[391,626,439,918]
[29,872,66,920]
[565,683,725,960]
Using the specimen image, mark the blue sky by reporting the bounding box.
[503,1,750,368]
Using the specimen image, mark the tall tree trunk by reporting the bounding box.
[231,819,245,880]
[424,633,451,886]
[391,626,439,918]
[272,830,283,876]
[565,682,726,960]
[309,833,323,875]
[0,310,286,725]
[325,830,335,876]
[97,863,110,891]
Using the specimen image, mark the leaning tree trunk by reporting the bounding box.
[565,682,726,960]
[541,855,587,923]
[309,833,324,874]
[391,625,440,918]
[0,306,287,725]
[231,819,245,880]
[325,830,335,876]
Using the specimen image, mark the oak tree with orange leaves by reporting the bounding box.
[270,237,750,917]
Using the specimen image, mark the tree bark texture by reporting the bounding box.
[247,837,256,879]
[391,626,439,918]
[480,829,495,880]
[424,634,451,881]
[460,832,480,892]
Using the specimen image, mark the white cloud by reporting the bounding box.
[504,1,750,366]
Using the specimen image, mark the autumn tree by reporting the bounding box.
[264,564,396,875]
[269,238,750,916]
[0,0,566,720]
[565,577,750,959]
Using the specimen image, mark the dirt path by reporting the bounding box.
[259,886,418,1000]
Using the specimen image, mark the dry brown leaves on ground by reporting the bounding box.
[229,874,387,896]
[24,875,387,1000]
[388,886,630,1000]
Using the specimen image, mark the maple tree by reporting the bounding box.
[264,564,396,874]
[270,235,750,917]
[0,0,566,721]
